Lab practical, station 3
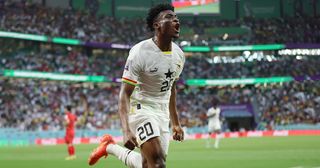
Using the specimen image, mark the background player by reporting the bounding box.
[206,97,223,149]
[88,3,185,168]
[64,105,77,160]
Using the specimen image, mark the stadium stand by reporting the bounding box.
[1,42,319,79]
[1,78,319,131]
[1,1,320,46]
[0,1,319,134]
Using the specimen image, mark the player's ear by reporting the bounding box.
[153,21,160,30]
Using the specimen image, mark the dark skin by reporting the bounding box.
[153,10,180,51]
[118,10,183,168]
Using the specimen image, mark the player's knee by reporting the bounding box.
[152,153,166,168]
[142,157,148,168]
[154,157,165,168]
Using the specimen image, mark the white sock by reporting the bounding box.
[214,134,222,148]
[107,144,142,168]
[206,134,212,147]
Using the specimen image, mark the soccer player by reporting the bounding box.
[64,105,77,160]
[206,97,222,149]
[88,3,185,168]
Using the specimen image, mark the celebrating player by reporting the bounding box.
[64,105,77,160]
[88,3,185,168]
[206,97,222,149]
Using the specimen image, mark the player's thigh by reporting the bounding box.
[65,133,74,144]
[129,114,160,147]
[129,114,166,165]
[214,128,222,134]
[213,123,221,132]
[141,149,148,168]
[140,137,165,165]
[208,122,221,133]
[140,134,168,168]
[208,125,215,133]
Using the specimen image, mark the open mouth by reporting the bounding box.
[174,24,180,33]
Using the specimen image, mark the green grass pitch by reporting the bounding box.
[0,136,320,168]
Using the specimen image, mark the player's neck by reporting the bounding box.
[153,35,172,51]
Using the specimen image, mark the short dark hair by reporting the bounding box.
[146,3,174,32]
[212,96,220,105]
[66,105,72,111]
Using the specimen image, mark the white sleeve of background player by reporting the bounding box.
[207,108,213,116]
[122,47,142,86]
[174,47,185,81]
[64,115,70,123]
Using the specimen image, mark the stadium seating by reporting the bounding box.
[1,48,319,79]
[1,78,319,131]
[0,1,319,134]
[1,2,320,45]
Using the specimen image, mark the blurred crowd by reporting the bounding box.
[0,2,320,46]
[0,78,319,131]
[178,82,320,129]
[179,16,320,46]
[1,47,319,79]
[256,81,320,128]
[0,1,320,131]
[0,78,120,131]
[183,54,320,79]
[0,2,149,44]
[0,46,127,79]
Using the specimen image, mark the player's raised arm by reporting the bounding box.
[118,82,138,150]
[81,94,89,114]
[78,94,88,127]
[64,115,70,126]
[207,111,216,118]
[169,81,184,141]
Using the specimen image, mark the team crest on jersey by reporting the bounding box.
[149,67,158,73]
[175,61,183,69]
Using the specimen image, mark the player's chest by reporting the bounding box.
[142,54,180,80]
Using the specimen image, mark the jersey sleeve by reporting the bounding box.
[217,108,221,116]
[122,48,142,86]
[64,114,70,123]
[174,48,185,81]
[207,108,213,116]
[64,114,68,120]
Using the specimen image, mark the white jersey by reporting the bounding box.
[122,38,185,117]
[207,107,221,125]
